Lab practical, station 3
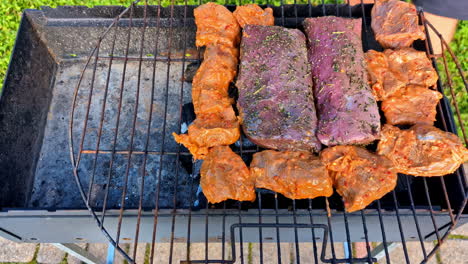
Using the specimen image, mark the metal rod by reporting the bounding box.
[132,1,150,259]
[149,2,164,262]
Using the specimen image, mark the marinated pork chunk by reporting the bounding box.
[251,150,333,200]
[194,2,241,48]
[192,45,238,115]
[382,85,443,125]
[303,17,380,146]
[237,25,321,152]
[321,146,397,212]
[378,124,468,177]
[371,0,425,49]
[365,50,405,101]
[201,146,255,203]
[173,3,241,159]
[173,109,240,160]
[233,4,274,28]
[365,48,438,100]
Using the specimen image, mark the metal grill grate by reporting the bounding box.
[69,1,468,263]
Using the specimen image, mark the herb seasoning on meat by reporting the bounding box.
[303,16,381,146]
[236,25,321,152]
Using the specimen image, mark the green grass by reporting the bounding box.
[0,0,466,133]
[438,20,468,138]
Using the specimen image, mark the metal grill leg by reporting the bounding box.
[52,243,103,264]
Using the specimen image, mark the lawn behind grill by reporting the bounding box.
[0,0,466,135]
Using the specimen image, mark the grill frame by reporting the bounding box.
[0,1,466,264]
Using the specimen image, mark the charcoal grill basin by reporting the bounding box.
[0,5,466,264]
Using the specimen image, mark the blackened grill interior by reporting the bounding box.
[0,4,465,216]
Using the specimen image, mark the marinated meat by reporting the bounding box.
[173,3,241,159]
[251,150,333,200]
[365,50,406,101]
[321,146,397,212]
[173,110,240,160]
[233,4,274,28]
[237,25,321,152]
[201,146,255,203]
[192,45,238,115]
[194,3,241,48]
[365,48,438,100]
[377,124,468,177]
[303,17,380,146]
[371,0,425,49]
[382,85,443,125]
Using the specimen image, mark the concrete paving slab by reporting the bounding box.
[151,242,189,264]
[87,243,108,262]
[128,243,148,264]
[452,223,468,237]
[66,243,87,264]
[250,242,292,264]
[114,243,130,264]
[440,240,468,264]
[36,244,66,264]
[388,241,438,264]
[0,237,37,263]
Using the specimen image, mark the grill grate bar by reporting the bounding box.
[342,210,354,263]
[293,200,301,264]
[116,1,143,247]
[161,1,179,263]
[403,175,428,260]
[98,25,118,228]
[422,178,441,243]
[308,199,319,264]
[258,193,264,264]
[275,194,283,264]
[376,201,391,264]
[149,2,165,262]
[132,2,151,258]
[359,211,373,263]
[98,13,134,230]
[325,199,337,261]
[392,191,411,264]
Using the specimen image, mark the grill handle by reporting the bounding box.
[181,223,377,264]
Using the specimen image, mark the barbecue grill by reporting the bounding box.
[0,0,467,263]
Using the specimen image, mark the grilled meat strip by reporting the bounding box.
[371,0,425,49]
[377,124,468,177]
[251,150,333,200]
[173,3,241,160]
[303,16,380,146]
[237,25,321,152]
[321,146,397,212]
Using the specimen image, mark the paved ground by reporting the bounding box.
[0,223,467,264]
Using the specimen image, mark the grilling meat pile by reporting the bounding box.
[172,1,468,212]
